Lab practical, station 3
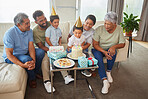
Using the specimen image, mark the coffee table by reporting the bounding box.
[48,53,99,98]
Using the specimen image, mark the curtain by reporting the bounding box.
[107,0,124,25]
[135,0,148,41]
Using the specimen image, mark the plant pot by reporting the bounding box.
[125,31,132,37]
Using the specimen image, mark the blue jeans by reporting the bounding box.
[5,48,45,81]
[92,49,117,80]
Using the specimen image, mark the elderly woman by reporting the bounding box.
[92,12,125,94]
[67,15,96,77]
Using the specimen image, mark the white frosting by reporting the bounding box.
[71,46,83,58]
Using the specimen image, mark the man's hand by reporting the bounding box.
[23,60,35,70]
[28,60,35,70]
[108,46,116,56]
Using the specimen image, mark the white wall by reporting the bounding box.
[54,0,76,22]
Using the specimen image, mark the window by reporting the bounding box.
[123,0,144,18]
[78,0,108,21]
[0,0,50,23]
[123,0,143,34]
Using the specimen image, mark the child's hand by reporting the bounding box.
[66,47,72,53]
[67,48,70,51]
[81,45,84,49]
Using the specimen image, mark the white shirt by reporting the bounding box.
[68,35,85,46]
[69,26,95,44]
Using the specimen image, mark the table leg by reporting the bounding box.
[74,70,76,88]
[127,44,130,58]
[72,70,76,99]
[51,71,53,98]
[128,36,132,53]
[127,38,130,58]
[130,37,132,53]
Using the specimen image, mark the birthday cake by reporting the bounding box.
[71,45,83,58]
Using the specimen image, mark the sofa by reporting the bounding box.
[0,21,128,99]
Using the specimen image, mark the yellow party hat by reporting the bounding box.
[51,6,56,15]
[75,16,82,28]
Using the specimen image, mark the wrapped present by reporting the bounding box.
[78,56,88,68]
[49,46,64,52]
[47,51,67,60]
[87,56,98,66]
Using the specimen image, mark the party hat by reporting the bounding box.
[75,16,82,28]
[51,6,56,15]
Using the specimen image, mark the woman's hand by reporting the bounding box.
[108,46,116,56]
[104,51,112,60]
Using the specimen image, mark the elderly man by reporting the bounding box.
[32,10,74,93]
[3,13,45,88]
[92,12,125,94]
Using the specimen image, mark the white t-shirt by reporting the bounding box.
[68,35,85,46]
[69,26,95,44]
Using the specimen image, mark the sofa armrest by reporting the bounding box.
[115,39,129,62]
[88,39,129,63]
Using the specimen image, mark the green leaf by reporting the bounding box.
[133,16,138,19]
[129,14,133,19]
[124,12,128,18]
[135,19,141,22]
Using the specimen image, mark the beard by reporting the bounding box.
[38,21,48,29]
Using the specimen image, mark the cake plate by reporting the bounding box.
[67,53,86,60]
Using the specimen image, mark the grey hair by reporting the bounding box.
[104,11,118,24]
[14,13,28,26]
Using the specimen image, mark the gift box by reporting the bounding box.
[47,51,67,60]
[87,57,98,66]
[49,46,64,52]
[78,56,88,68]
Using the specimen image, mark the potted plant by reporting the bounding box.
[120,12,140,36]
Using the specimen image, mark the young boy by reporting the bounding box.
[45,7,74,86]
[45,14,61,47]
[67,17,85,51]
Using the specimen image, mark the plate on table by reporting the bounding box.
[53,58,75,68]
[67,53,86,60]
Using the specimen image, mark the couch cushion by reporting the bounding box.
[93,21,104,29]
[61,44,68,50]
[0,63,26,93]
[0,46,4,63]
[59,22,69,44]
[0,23,14,46]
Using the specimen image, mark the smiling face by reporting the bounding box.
[18,18,30,32]
[104,20,116,33]
[83,18,94,31]
[35,15,48,29]
[73,29,83,38]
[50,19,59,29]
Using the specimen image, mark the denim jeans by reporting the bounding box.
[5,48,45,81]
[92,49,117,80]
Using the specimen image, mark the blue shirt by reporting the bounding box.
[3,26,34,60]
[45,25,62,47]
